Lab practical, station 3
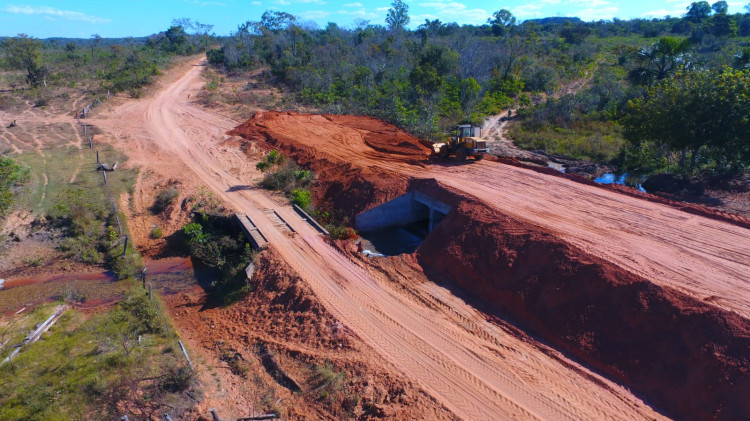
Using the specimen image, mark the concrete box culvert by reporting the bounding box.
[355,191,451,233]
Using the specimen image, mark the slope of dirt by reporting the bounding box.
[229,111,431,217]
[418,196,750,420]
[166,250,457,420]
[231,111,750,420]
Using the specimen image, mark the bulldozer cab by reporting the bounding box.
[454,125,481,141]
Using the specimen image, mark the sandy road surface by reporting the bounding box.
[91,60,668,420]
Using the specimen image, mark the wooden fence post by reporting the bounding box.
[210,408,220,421]
[149,283,153,301]
[96,150,100,164]
[122,235,128,257]
[102,169,107,185]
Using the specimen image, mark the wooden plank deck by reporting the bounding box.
[234,213,269,250]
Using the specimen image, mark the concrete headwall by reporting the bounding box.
[356,192,428,231]
[355,191,451,232]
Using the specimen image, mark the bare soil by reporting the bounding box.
[231,110,750,420]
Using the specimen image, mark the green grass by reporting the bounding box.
[8,121,142,278]
[12,124,137,216]
[0,288,194,420]
[507,119,626,163]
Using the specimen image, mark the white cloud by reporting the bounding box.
[642,8,685,17]
[343,2,363,7]
[576,6,618,21]
[512,4,542,18]
[251,1,262,4]
[2,5,110,23]
[336,8,378,18]
[299,9,330,19]
[417,1,489,24]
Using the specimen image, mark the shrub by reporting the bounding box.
[152,187,179,214]
[291,189,312,210]
[150,227,163,239]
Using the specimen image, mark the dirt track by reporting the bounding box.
[88,60,674,420]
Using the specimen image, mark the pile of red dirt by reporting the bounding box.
[165,250,456,420]
[229,111,431,218]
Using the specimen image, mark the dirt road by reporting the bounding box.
[92,60,668,420]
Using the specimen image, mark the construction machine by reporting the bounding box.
[436,124,488,161]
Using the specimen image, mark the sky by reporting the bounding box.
[0,0,748,39]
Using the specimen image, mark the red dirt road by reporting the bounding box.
[91,60,670,420]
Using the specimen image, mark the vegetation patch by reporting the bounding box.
[0,289,196,420]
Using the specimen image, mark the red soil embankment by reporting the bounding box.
[417,194,750,421]
[230,111,750,420]
[229,111,430,218]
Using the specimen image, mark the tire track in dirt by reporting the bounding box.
[88,60,668,421]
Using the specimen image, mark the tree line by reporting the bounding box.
[203,1,750,176]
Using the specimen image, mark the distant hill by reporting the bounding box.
[526,17,582,25]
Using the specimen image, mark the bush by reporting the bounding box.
[291,189,312,210]
[150,227,163,239]
[152,187,179,214]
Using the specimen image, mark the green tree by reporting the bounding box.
[629,37,690,85]
[386,0,410,31]
[0,157,29,216]
[90,33,101,59]
[2,34,47,87]
[711,0,728,14]
[624,68,750,174]
[488,9,516,36]
[686,1,711,23]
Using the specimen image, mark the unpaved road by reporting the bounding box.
[93,59,667,420]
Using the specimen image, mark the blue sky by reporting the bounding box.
[1,0,748,38]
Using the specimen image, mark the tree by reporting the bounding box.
[629,37,690,85]
[624,68,750,174]
[488,9,516,36]
[386,0,410,31]
[90,33,101,59]
[2,34,47,87]
[711,1,728,15]
[686,1,711,23]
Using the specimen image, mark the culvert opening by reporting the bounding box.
[355,192,450,256]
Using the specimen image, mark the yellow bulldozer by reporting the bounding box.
[435,124,488,161]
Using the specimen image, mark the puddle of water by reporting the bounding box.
[358,221,429,257]
[546,161,566,172]
[595,173,646,192]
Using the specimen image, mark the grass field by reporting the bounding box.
[0,288,196,420]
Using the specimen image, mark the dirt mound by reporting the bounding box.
[229,111,431,218]
[165,250,456,420]
[417,198,750,421]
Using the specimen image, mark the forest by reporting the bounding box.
[204,1,750,178]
